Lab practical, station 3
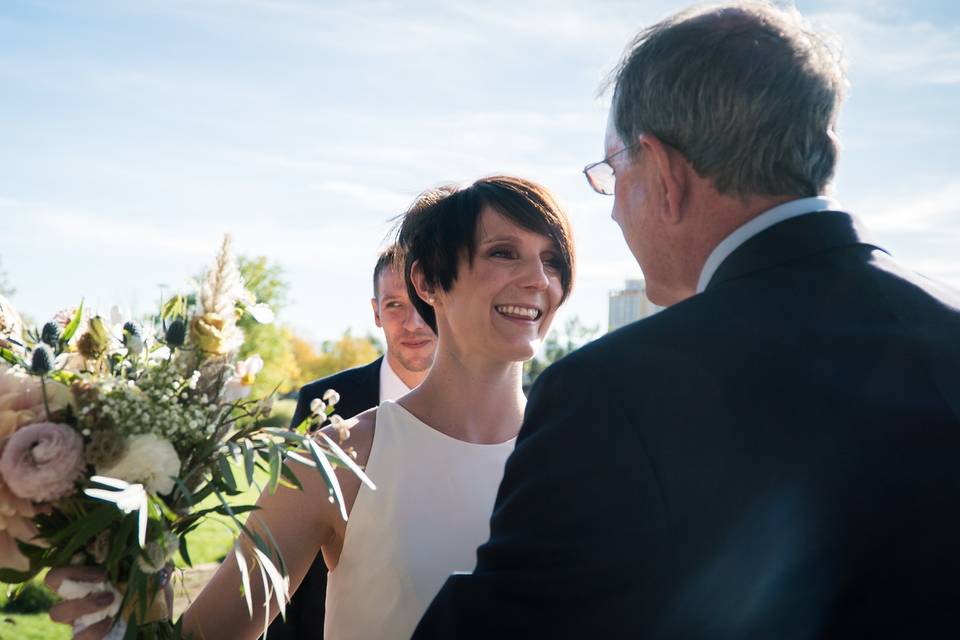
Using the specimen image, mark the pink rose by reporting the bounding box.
[0,422,85,502]
[0,475,44,571]
[0,363,71,441]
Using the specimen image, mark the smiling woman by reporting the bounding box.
[104,175,581,640]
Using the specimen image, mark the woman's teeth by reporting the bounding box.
[495,305,541,320]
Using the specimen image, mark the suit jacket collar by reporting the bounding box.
[705,211,887,292]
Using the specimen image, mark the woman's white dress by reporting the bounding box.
[324,400,515,640]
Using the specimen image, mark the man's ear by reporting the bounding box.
[641,133,688,224]
[371,297,382,328]
[410,260,436,306]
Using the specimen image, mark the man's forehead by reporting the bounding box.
[604,111,623,154]
[378,268,408,297]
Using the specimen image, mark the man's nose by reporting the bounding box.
[403,305,428,331]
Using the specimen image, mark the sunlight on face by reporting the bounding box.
[435,208,564,364]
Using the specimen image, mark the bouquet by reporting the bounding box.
[0,237,370,639]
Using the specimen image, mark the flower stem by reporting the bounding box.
[40,375,52,421]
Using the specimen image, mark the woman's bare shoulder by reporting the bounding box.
[318,406,377,467]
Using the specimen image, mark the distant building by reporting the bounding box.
[608,279,662,332]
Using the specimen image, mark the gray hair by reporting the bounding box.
[608,2,846,198]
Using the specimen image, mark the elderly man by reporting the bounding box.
[415,3,960,638]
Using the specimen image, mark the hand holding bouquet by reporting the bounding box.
[0,238,368,639]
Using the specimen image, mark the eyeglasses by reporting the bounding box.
[583,143,637,196]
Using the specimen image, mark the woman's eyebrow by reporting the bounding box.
[479,234,522,245]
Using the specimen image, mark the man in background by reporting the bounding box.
[269,243,436,640]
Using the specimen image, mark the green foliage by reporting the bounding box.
[292,330,381,385]
[1,580,58,614]
[237,256,289,317]
[238,323,300,398]
[234,255,300,397]
[0,613,70,639]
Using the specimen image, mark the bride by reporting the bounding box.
[49,175,575,640]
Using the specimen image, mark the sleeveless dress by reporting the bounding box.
[324,400,516,640]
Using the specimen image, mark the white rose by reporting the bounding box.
[97,434,181,496]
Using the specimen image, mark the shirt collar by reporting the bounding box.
[379,354,412,403]
[696,196,840,294]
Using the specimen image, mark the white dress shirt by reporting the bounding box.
[378,354,412,403]
[696,196,840,293]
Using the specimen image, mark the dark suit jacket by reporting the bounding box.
[414,211,960,639]
[265,357,382,640]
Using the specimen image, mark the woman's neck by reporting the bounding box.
[398,347,525,445]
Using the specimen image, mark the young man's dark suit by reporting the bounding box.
[265,356,383,640]
[414,211,960,638]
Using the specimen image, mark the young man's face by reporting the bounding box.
[372,267,436,375]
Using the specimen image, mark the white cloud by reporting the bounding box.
[811,9,960,86]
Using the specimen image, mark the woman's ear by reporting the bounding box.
[410,260,437,305]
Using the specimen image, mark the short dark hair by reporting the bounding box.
[609,2,846,198]
[372,244,403,301]
[396,176,575,333]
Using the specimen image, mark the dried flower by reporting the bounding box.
[0,294,23,352]
[137,531,179,574]
[0,422,85,502]
[77,332,104,360]
[97,434,181,496]
[189,313,227,355]
[85,428,128,469]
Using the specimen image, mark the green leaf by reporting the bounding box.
[217,456,238,493]
[160,295,187,320]
[46,504,119,567]
[243,442,256,486]
[279,463,303,491]
[179,534,193,568]
[268,443,282,495]
[0,347,20,366]
[60,300,85,343]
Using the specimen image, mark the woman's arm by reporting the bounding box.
[183,413,376,640]
[181,457,341,640]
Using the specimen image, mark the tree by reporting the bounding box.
[292,330,382,387]
[236,256,299,398]
[523,316,600,391]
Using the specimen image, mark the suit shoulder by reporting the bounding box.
[298,358,380,402]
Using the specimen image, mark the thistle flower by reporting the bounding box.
[30,344,54,376]
[164,319,187,348]
[122,322,144,356]
[40,322,61,347]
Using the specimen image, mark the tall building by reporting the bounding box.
[608,279,662,332]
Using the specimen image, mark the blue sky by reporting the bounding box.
[1,0,958,344]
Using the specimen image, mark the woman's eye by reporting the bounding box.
[490,248,515,259]
[543,255,562,271]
